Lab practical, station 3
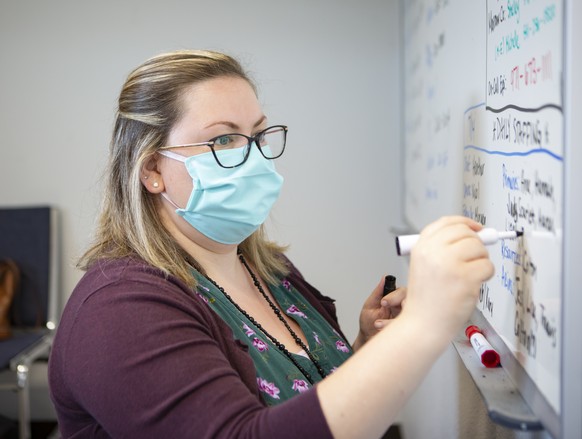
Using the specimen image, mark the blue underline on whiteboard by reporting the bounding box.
[464,145,563,161]
[464,102,486,114]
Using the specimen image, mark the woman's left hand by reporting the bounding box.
[352,277,406,351]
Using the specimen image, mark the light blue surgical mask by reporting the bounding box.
[158,146,284,245]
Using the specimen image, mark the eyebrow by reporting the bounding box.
[204,115,267,131]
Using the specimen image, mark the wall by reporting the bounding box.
[1,2,562,437]
[0,0,403,422]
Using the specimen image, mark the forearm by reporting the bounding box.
[319,216,494,438]
[317,312,451,439]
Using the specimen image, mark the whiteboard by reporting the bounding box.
[402,0,564,434]
[403,0,485,231]
[464,0,563,416]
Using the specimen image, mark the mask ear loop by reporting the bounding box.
[158,150,187,162]
[157,150,186,209]
[160,192,181,209]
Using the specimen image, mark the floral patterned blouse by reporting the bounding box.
[193,271,353,405]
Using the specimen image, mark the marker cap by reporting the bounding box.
[479,348,500,368]
[383,275,397,296]
[465,325,481,339]
[465,325,500,368]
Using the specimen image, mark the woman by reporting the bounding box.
[48,50,494,438]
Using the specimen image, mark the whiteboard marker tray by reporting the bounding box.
[452,335,544,431]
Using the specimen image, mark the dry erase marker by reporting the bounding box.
[465,325,500,368]
[383,275,396,297]
[395,228,523,256]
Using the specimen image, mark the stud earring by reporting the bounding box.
[153,182,159,188]
[144,176,149,180]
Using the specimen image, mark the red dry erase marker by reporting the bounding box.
[465,325,500,368]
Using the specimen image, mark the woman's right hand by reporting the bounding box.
[403,216,495,339]
[318,216,495,439]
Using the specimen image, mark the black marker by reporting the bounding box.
[383,275,397,297]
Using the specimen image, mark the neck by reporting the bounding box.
[195,247,241,282]
[158,199,244,278]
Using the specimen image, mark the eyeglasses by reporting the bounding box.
[159,125,288,168]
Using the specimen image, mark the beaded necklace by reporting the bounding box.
[204,252,327,385]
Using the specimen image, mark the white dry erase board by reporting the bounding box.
[402,1,581,437]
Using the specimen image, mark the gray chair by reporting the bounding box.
[0,206,59,439]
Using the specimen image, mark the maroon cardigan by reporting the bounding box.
[49,256,342,438]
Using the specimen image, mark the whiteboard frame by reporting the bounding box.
[467,310,557,436]
[560,0,582,437]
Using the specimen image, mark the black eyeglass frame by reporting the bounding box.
[159,124,288,169]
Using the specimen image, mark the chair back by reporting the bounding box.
[0,206,58,329]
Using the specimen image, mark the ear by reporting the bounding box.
[141,155,165,194]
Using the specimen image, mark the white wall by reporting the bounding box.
[0,0,402,342]
[0,0,404,421]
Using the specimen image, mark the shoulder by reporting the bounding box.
[79,256,180,293]
[59,256,217,332]
[50,255,243,384]
[68,256,194,309]
[52,256,223,366]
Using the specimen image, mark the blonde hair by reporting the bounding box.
[79,50,288,286]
